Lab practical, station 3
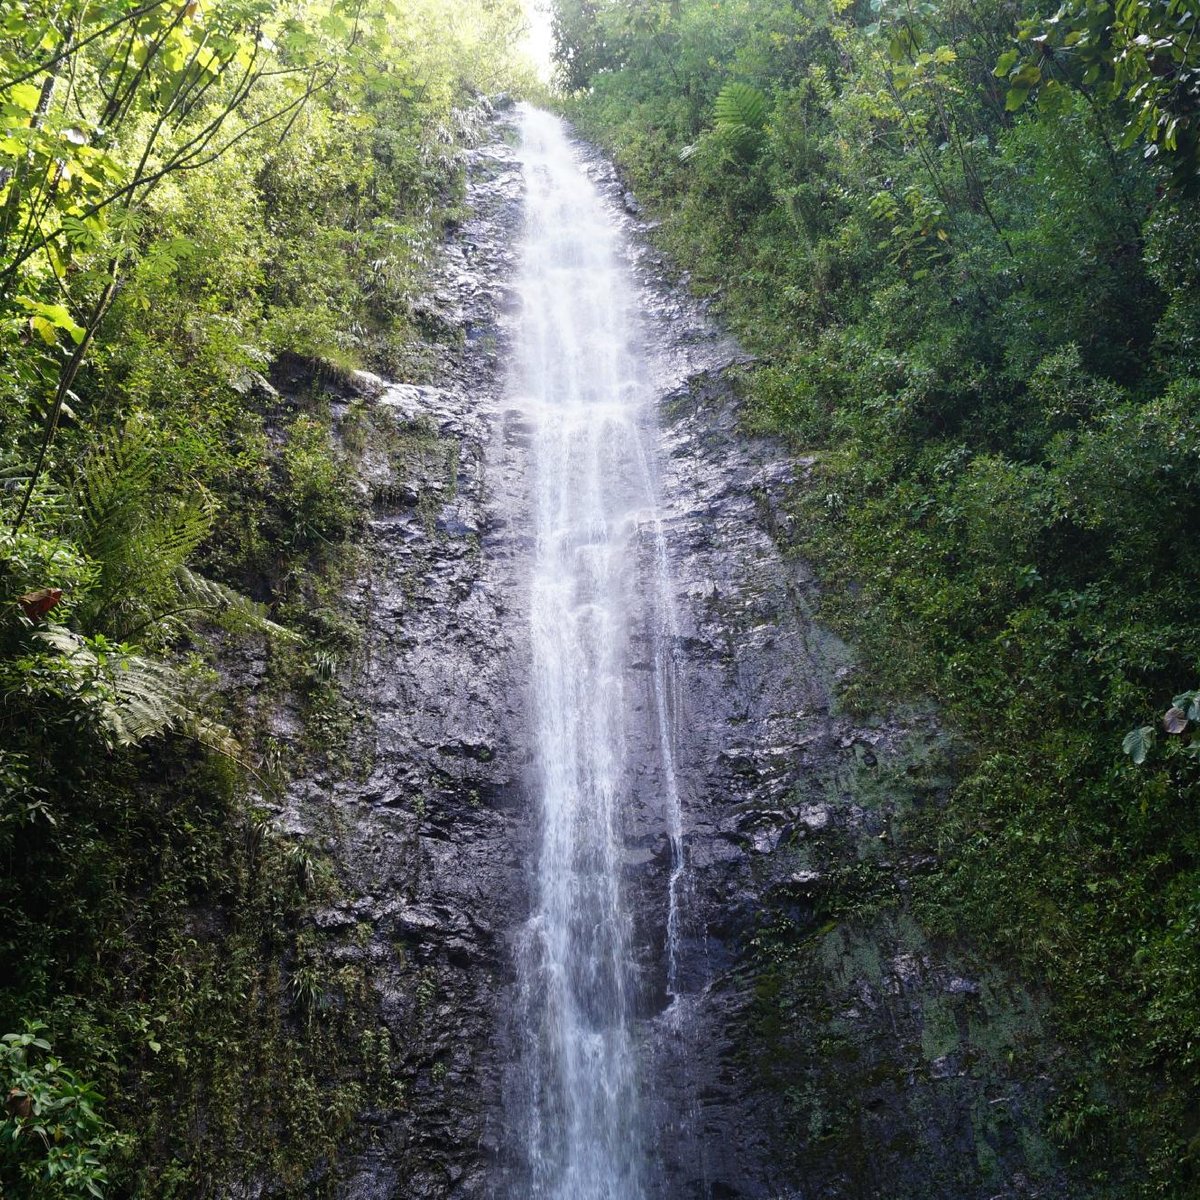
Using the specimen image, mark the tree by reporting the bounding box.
[997,0,1200,189]
[1,0,337,530]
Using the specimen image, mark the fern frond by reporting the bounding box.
[188,716,245,762]
[711,82,769,161]
[34,625,244,756]
[77,418,158,567]
[171,566,300,642]
[72,419,215,637]
[34,624,86,657]
[714,82,767,131]
[103,654,191,746]
[148,499,215,572]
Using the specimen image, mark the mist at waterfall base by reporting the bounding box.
[506,107,692,1200]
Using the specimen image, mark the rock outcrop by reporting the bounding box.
[277,108,1078,1199]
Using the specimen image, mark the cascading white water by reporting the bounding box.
[510,107,688,1198]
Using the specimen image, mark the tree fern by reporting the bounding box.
[72,418,220,639]
[713,82,768,159]
[170,567,300,643]
[75,417,159,566]
[16,413,297,776]
[714,81,767,132]
[682,81,769,163]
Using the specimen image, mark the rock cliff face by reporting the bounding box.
[275,122,532,1198]
[283,109,1078,1199]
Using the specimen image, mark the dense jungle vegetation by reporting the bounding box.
[0,0,529,1194]
[549,0,1200,1193]
[6,0,1200,1193]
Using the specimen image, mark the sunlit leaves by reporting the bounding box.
[997,0,1200,187]
[14,296,85,345]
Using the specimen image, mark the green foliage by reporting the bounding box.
[0,0,532,1193]
[71,417,214,639]
[1124,687,1200,764]
[713,81,768,151]
[0,1023,127,1199]
[999,0,1200,189]
[680,80,769,163]
[281,414,358,551]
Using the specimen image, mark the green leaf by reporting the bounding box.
[14,297,85,344]
[1036,79,1073,115]
[1122,725,1155,764]
[8,82,42,112]
[995,49,1019,77]
[30,315,59,345]
[1005,85,1031,111]
[710,82,769,161]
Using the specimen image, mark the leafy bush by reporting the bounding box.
[0,1023,126,1199]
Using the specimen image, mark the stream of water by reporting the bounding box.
[509,106,687,1199]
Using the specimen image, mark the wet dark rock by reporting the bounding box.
[231,369,280,403]
[264,108,1082,1200]
[266,111,531,1200]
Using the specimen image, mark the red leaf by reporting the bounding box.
[18,588,63,620]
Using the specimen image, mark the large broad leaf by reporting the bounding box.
[14,296,85,344]
[1163,706,1189,735]
[1121,725,1155,765]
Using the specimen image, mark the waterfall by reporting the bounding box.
[509,106,688,1198]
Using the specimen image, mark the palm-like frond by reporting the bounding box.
[76,418,158,566]
[72,419,215,638]
[711,81,769,161]
[35,625,241,757]
[714,81,767,132]
[171,567,300,642]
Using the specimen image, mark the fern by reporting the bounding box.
[76,417,157,561]
[679,83,769,164]
[712,81,769,160]
[72,418,215,638]
[101,655,193,747]
[34,625,242,758]
[170,566,300,642]
[714,81,767,131]
[23,417,296,774]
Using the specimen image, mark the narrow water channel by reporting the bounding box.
[508,106,686,1199]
